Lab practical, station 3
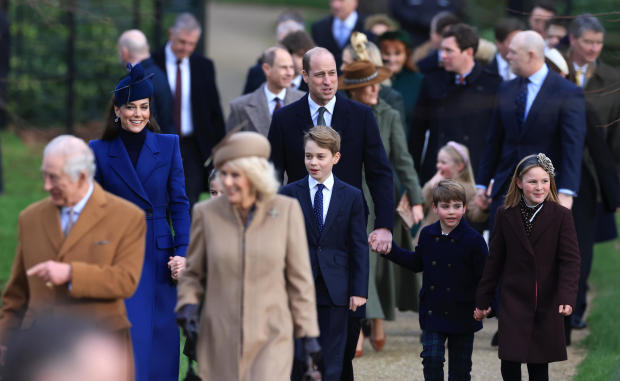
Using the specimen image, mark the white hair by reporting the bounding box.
[219,156,279,199]
[43,135,96,181]
[118,29,150,60]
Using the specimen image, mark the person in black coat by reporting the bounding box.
[117,29,175,134]
[410,24,501,185]
[151,13,225,208]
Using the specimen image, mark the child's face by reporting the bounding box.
[436,149,463,179]
[517,166,550,205]
[304,140,340,183]
[209,179,224,198]
[433,199,466,232]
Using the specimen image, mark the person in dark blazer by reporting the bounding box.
[117,29,175,135]
[281,30,315,94]
[475,154,580,381]
[311,0,366,71]
[89,64,191,381]
[268,47,392,381]
[227,47,304,136]
[281,126,368,381]
[410,24,502,185]
[486,18,525,82]
[151,13,225,208]
[475,31,586,230]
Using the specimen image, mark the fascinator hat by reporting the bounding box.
[113,63,154,106]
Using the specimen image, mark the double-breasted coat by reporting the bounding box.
[89,131,190,381]
[476,202,580,363]
[176,194,320,381]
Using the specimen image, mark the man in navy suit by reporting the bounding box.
[476,31,586,228]
[281,126,368,381]
[268,47,392,380]
[311,0,366,71]
[152,13,225,208]
[485,18,525,82]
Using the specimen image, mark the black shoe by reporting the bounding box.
[491,331,499,346]
[571,317,587,330]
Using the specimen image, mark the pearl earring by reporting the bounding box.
[114,116,119,123]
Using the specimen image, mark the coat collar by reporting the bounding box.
[426,218,469,241]
[503,201,557,254]
[244,85,271,136]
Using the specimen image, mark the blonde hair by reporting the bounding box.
[504,154,559,208]
[438,141,474,185]
[219,156,280,199]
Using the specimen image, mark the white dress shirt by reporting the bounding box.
[309,173,334,223]
[496,53,516,81]
[60,180,94,233]
[291,74,303,90]
[264,85,287,116]
[308,95,336,127]
[332,11,358,48]
[165,42,194,136]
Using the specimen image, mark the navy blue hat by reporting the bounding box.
[114,63,154,106]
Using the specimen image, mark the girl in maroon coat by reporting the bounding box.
[474,153,580,381]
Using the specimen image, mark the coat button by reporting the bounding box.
[447,263,452,268]
[430,285,435,291]
[432,261,437,266]
[428,310,433,315]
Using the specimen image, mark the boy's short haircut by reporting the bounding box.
[303,126,341,154]
[432,179,467,206]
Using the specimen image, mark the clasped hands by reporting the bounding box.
[168,255,186,280]
[473,305,573,321]
[369,228,392,255]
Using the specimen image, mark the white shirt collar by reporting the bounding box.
[527,63,549,87]
[308,94,336,118]
[291,74,303,89]
[334,11,358,30]
[62,180,94,216]
[573,61,588,72]
[308,172,334,192]
[263,84,286,103]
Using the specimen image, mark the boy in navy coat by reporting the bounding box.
[375,179,488,381]
[281,126,369,381]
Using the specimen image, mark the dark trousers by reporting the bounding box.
[317,305,348,381]
[420,330,474,381]
[340,317,361,381]
[180,136,205,209]
[500,360,548,381]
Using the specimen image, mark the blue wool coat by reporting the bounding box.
[89,130,190,381]
[386,219,488,334]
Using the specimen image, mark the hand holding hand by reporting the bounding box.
[474,189,491,210]
[411,204,424,225]
[349,296,367,312]
[369,228,392,254]
[168,256,186,280]
[558,305,573,316]
[473,307,492,321]
[26,260,72,287]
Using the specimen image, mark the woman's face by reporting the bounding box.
[350,83,380,106]
[436,149,463,179]
[219,163,255,209]
[381,40,407,74]
[115,98,150,133]
[517,166,550,205]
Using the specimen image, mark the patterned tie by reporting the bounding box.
[317,107,327,126]
[515,77,529,128]
[457,75,465,85]
[575,68,583,87]
[174,60,182,135]
[64,208,75,237]
[274,97,282,111]
[313,183,325,232]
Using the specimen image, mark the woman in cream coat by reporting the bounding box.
[176,131,320,380]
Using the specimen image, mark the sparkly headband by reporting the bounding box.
[536,153,555,177]
[343,70,378,85]
[446,141,468,165]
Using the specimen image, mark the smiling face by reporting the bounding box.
[303,51,338,106]
[115,98,150,134]
[436,149,463,179]
[432,199,466,233]
[42,154,85,207]
[219,162,256,209]
[304,139,340,183]
[380,40,407,75]
[349,83,379,106]
[517,166,550,205]
[264,49,295,93]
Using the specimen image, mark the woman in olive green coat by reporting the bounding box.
[340,60,424,354]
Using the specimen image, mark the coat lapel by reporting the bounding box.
[244,88,271,136]
[108,137,150,204]
[320,179,344,240]
[528,202,555,247]
[58,183,108,260]
[41,199,64,256]
[298,177,320,240]
[504,206,535,256]
[520,72,553,138]
[296,95,314,130]
[331,94,350,139]
[136,130,161,187]
[502,79,521,138]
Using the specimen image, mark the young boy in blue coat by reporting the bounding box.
[375,179,488,381]
[281,126,369,381]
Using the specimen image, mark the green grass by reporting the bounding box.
[574,229,620,381]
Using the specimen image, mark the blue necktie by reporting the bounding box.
[516,77,529,128]
[313,183,325,232]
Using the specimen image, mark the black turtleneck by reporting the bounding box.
[119,127,147,168]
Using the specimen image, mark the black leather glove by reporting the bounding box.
[302,337,322,381]
[176,304,199,343]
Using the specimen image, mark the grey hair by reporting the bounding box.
[118,29,150,59]
[569,13,605,38]
[171,13,202,36]
[276,19,304,42]
[43,135,96,181]
[261,46,286,67]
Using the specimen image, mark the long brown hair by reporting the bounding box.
[504,154,559,208]
[101,97,160,141]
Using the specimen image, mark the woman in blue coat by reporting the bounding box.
[90,64,190,381]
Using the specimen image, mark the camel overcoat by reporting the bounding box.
[476,202,580,363]
[176,194,319,381]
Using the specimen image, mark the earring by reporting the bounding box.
[114,116,119,123]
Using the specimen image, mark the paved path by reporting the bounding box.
[205,3,587,379]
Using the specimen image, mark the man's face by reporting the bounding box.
[303,52,338,106]
[529,7,554,36]
[506,37,529,77]
[41,154,84,207]
[497,30,521,59]
[570,30,604,65]
[264,50,295,91]
[440,36,472,74]
[169,29,200,60]
[545,24,567,49]
[330,0,357,21]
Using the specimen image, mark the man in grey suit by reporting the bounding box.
[226,47,304,136]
